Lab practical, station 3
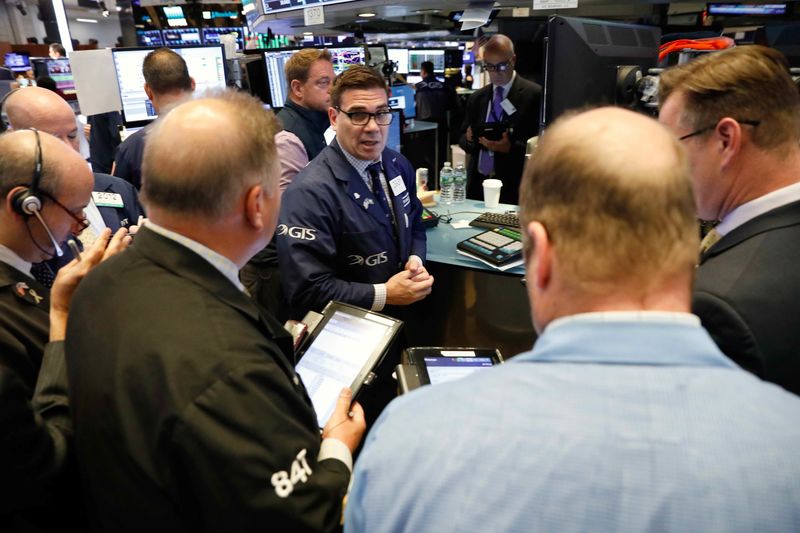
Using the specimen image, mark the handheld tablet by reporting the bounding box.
[475,121,510,141]
[295,302,403,427]
[400,347,503,392]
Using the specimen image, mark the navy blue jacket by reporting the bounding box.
[277,141,426,318]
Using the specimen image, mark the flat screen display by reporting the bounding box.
[409,49,445,73]
[112,46,226,125]
[390,84,415,119]
[202,27,246,49]
[4,52,30,72]
[263,49,294,108]
[44,58,76,98]
[388,48,409,74]
[296,310,396,427]
[329,46,365,75]
[163,28,203,47]
[136,30,164,47]
[423,356,495,385]
[708,3,787,14]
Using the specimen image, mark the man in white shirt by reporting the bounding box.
[659,45,800,395]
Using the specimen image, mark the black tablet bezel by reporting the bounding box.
[408,347,503,386]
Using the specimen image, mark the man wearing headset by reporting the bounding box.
[1,87,144,283]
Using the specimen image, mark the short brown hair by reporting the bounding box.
[142,48,193,95]
[519,109,698,293]
[659,45,800,151]
[0,130,60,198]
[329,65,386,108]
[142,90,281,218]
[285,48,332,88]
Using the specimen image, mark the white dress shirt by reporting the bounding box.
[716,181,800,236]
[0,244,32,278]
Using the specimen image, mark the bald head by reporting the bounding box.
[142,90,281,219]
[482,34,516,86]
[0,130,93,261]
[5,87,79,152]
[483,34,515,57]
[521,107,698,294]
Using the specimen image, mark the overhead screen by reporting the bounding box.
[408,49,445,72]
[388,48,409,74]
[112,45,226,125]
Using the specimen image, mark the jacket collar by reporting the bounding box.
[700,199,800,263]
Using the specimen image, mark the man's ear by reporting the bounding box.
[190,77,196,92]
[143,83,154,102]
[328,106,338,130]
[244,184,266,230]
[526,221,552,291]
[290,79,304,101]
[715,117,743,170]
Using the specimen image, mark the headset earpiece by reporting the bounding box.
[12,187,42,215]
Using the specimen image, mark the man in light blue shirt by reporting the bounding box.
[346,107,800,533]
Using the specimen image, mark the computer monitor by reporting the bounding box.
[389,84,415,120]
[408,49,445,73]
[708,3,787,15]
[163,5,188,27]
[136,30,164,47]
[405,75,422,85]
[112,45,227,126]
[43,58,77,100]
[386,110,402,152]
[367,44,387,69]
[388,48,409,74]
[4,52,31,72]
[541,16,661,131]
[162,28,203,47]
[202,27,246,50]
[262,48,296,108]
[329,46,366,75]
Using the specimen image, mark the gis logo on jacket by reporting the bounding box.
[348,252,388,267]
[277,224,317,241]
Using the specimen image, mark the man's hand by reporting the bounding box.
[49,227,132,341]
[466,126,474,143]
[386,269,434,306]
[128,215,148,236]
[478,132,512,154]
[322,388,366,454]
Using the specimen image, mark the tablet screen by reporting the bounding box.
[423,357,495,385]
[296,310,395,427]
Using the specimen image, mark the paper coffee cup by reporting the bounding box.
[483,179,503,208]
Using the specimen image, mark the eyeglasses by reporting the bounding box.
[678,119,760,141]
[336,107,393,126]
[483,61,511,72]
[40,190,90,231]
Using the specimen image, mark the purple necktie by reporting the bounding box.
[478,86,505,176]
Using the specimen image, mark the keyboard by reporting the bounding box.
[457,227,524,267]
[470,211,521,230]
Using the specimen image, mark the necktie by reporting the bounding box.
[30,262,55,288]
[699,227,722,254]
[367,162,394,227]
[478,86,506,176]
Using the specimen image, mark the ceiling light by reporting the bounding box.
[76,17,98,23]
[358,12,376,17]
[303,31,313,35]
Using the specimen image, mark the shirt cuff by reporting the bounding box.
[372,283,386,312]
[318,438,353,473]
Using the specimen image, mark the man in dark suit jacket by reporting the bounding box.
[659,45,800,395]
[66,91,365,531]
[459,34,541,205]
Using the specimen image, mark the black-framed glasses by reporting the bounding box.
[483,61,511,72]
[678,119,760,141]
[40,190,90,231]
[336,107,394,126]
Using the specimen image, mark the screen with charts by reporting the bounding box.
[388,48,409,74]
[263,49,294,108]
[162,28,202,47]
[4,52,30,72]
[202,27,246,49]
[112,46,226,125]
[409,49,445,73]
[329,46,365,75]
[136,30,164,47]
[295,310,396,427]
[44,59,77,99]
[386,110,401,152]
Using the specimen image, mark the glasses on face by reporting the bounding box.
[483,61,511,72]
[40,190,90,231]
[679,119,760,141]
[336,107,393,126]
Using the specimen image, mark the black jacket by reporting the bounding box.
[66,227,350,531]
[694,199,800,395]
[277,99,330,161]
[459,74,541,205]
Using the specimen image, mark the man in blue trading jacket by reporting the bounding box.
[4,87,144,281]
[346,108,800,531]
[277,65,433,320]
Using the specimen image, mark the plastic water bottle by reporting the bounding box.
[440,163,454,205]
[453,163,467,204]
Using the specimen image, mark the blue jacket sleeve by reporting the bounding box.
[277,185,376,317]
